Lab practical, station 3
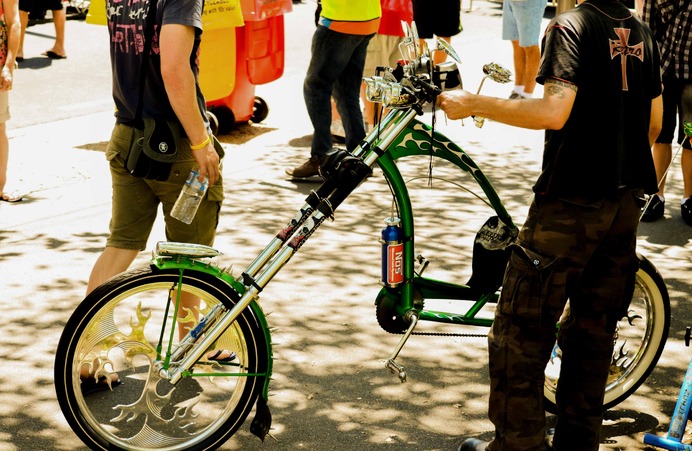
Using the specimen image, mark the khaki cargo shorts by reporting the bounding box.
[105,123,224,251]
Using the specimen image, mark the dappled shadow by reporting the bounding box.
[3,3,688,448]
[287,134,313,148]
[4,115,690,449]
[2,118,690,450]
[76,141,109,153]
[15,56,53,70]
[218,122,277,145]
[602,410,660,443]
[3,63,691,451]
[74,125,278,153]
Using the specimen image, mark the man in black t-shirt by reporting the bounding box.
[438,0,662,449]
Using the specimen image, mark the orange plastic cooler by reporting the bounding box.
[206,0,292,134]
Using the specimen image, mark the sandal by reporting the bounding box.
[42,50,67,59]
[0,192,23,202]
[206,349,237,362]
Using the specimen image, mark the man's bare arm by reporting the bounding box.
[437,78,577,130]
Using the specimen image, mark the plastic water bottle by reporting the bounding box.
[171,169,209,224]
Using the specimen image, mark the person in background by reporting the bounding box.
[638,0,692,225]
[285,0,381,180]
[503,0,546,99]
[81,0,226,391]
[411,0,461,66]
[361,0,413,131]
[17,0,66,60]
[0,0,20,202]
[438,0,662,448]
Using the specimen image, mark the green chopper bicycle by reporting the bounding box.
[55,26,670,451]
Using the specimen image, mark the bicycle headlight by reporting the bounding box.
[364,76,385,102]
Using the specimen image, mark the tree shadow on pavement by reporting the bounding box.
[1,117,689,450]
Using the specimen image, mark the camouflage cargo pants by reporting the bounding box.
[486,189,645,451]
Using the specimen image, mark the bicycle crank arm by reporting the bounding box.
[385,310,419,383]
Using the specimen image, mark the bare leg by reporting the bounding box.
[80,247,139,382]
[522,44,541,95]
[86,246,140,295]
[18,11,27,59]
[511,40,526,88]
[651,142,673,195]
[86,246,201,342]
[176,291,201,339]
[49,8,66,56]
[0,122,7,197]
[682,148,692,199]
[433,36,451,66]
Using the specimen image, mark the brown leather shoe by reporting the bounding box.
[286,156,320,179]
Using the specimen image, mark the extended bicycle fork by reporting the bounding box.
[161,107,421,386]
[644,327,692,450]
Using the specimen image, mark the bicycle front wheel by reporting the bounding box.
[544,254,670,411]
[55,265,269,451]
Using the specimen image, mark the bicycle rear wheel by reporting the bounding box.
[543,254,670,411]
[55,265,269,451]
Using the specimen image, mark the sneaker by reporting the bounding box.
[459,438,489,451]
[682,197,692,226]
[459,435,554,451]
[508,91,524,99]
[641,195,665,222]
[285,156,320,179]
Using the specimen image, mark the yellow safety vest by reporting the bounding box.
[319,0,381,35]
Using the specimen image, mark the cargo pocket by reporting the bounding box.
[106,124,136,163]
[207,176,225,203]
[499,244,560,324]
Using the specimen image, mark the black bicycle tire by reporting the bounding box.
[54,264,268,451]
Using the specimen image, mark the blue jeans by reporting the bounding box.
[304,26,374,157]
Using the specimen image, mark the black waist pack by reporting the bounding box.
[126,117,181,181]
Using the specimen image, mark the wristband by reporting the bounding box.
[190,135,211,150]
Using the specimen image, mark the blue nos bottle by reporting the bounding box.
[381,216,404,288]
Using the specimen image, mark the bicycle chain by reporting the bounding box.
[388,330,488,338]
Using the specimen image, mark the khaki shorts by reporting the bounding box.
[363,34,403,78]
[105,123,224,251]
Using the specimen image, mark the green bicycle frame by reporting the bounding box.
[369,113,517,328]
[146,104,518,402]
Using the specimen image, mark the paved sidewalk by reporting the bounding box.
[0,2,690,450]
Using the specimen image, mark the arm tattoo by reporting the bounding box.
[545,79,577,98]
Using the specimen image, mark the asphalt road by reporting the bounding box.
[1,1,691,450]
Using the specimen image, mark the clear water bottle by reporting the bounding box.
[171,169,209,224]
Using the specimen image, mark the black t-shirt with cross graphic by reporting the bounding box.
[535,0,662,198]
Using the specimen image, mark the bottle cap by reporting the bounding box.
[384,216,400,226]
